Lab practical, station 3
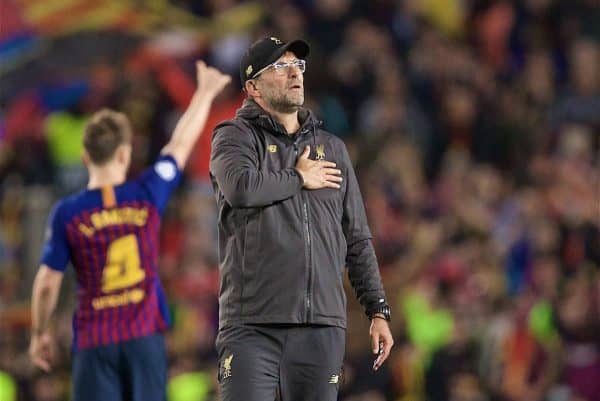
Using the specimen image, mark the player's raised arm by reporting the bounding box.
[161,61,231,168]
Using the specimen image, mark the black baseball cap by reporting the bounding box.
[240,37,310,84]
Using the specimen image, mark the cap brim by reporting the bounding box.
[282,40,310,59]
[267,39,310,65]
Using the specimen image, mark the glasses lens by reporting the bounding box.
[271,60,306,75]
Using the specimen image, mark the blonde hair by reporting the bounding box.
[83,109,132,165]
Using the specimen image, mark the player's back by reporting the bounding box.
[41,156,181,350]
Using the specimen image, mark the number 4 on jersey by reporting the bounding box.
[102,235,145,293]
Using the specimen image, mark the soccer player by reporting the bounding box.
[28,61,230,401]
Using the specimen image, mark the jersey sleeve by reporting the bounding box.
[137,154,183,213]
[40,202,70,272]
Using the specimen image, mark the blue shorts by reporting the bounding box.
[72,333,167,401]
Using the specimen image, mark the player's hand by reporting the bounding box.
[295,146,343,190]
[29,332,56,372]
[370,317,394,371]
[196,61,231,98]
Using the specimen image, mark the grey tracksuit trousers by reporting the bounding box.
[216,324,346,401]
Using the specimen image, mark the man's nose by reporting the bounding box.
[288,65,302,78]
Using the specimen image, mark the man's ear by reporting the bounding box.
[81,151,91,168]
[245,80,261,98]
[115,144,131,165]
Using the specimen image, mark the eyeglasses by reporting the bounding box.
[253,59,306,78]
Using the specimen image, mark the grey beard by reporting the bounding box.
[267,95,303,114]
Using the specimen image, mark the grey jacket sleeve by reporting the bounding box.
[340,143,387,313]
[210,124,303,208]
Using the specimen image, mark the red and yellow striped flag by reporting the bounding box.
[14,0,145,35]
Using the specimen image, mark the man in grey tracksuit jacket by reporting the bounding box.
[209,37,393,401]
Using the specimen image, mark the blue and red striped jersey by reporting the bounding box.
[40,155,182,351]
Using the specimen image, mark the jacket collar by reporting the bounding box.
[235,98,321,137]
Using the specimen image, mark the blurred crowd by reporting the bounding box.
[1,0,599,400]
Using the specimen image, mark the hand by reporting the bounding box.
[295,146,343,190]
[196,61,231,98]
[370,316,394,371]
[29,331,56,372]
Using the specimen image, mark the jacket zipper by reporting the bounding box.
[294,141,312,322]
[303,200,312,321]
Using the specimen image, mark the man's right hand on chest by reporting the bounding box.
[295,146,343,190]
